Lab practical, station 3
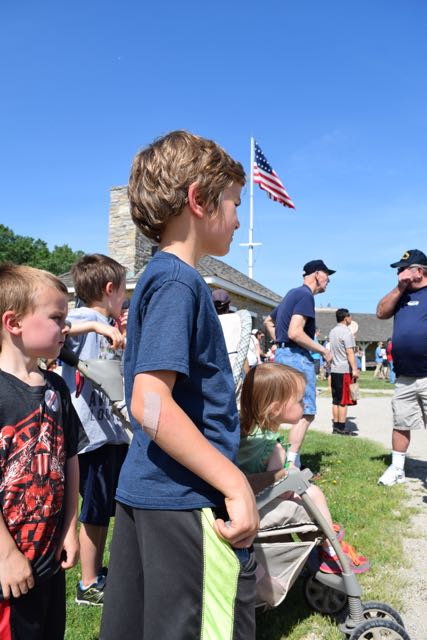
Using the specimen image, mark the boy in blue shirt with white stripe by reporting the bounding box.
[100,131,258,640]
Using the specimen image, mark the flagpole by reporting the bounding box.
[248,136,255,279]
[240,136,261,279]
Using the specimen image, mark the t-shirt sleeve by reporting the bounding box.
[50,373,80,458]
[270,306,278,321]
[238,431,279,474]
[134,280,196,377]
[342,331,355,350]
[293,290,315,319]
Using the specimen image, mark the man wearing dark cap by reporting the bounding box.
[211,288,231,315]
[264,260,335,467]
[377,249,427,485]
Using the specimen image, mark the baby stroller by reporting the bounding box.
[59,312,411,640]
[252,469,411,639]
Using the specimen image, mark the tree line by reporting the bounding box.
[0,225,83,275]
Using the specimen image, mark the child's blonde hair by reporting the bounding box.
[240,363,306,436]
[0,263,68,346]
[128,130,246,242]
[71,254,126,306]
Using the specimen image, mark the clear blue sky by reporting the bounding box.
[1,1,426,312]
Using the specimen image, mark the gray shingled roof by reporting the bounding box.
[115,255,281,303]
[315,309,393,343]
[60,271,74,288]
[60,254,282,304]
[196,255,282,302]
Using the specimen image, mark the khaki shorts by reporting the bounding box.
[392,376,427,430]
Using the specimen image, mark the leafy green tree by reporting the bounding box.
[45,244,84,275]
[0,224,84,275]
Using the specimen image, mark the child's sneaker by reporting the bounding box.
[75,580,105,606]
[378,464,405,486]
[319,541,370,575]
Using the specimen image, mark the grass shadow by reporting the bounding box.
[256,577,320,640]
[345,417,359,434]
[301,449,333,474]
[405,457,427,493]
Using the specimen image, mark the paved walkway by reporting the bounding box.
[311,392,427,640]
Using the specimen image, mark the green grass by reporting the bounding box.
[317,370,393,391]
[65,431,414,639]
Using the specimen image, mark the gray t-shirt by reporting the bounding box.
[61,307,129,453]
[329,323,355,374]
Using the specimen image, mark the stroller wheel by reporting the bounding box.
[304,575,347,615]
[350,618,410,639]
[362,601,405,628]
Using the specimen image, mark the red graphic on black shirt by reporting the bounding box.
[0,405,65,561]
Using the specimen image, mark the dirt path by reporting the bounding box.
[311,394,427,640]
[398,475,427,640]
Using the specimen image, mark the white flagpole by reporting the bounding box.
[248,136,255,278]
[240,136,261,279]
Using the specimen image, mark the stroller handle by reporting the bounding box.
[59,346,124,403]
[255,469,314,510]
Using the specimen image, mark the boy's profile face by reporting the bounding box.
[19,286,69,360]
[201,182,242,257]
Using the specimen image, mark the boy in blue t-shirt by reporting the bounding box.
[100,131,259,640]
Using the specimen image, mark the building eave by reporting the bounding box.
[66,275,278,309]
[203,276,278,308]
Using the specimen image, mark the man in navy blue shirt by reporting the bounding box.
[377,249,427,486]
[264,260,334,467]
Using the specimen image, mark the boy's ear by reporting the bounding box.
[2,310,23,336]
[104,282,114,297]
[187,183,206,219]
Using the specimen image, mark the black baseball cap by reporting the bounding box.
[390,249,427,269]
[303,260,336,277]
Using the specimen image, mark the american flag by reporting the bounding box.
[253,142,295,209]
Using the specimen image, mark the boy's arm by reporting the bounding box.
[0,512,34,599]
[67,320,124,350]
[55,454,79,569]
[131,371,259,547]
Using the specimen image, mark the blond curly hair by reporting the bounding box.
[128,130,246,242]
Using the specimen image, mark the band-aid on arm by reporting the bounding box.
[142,392,161,440]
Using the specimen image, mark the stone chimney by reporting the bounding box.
[108,186,154,276]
